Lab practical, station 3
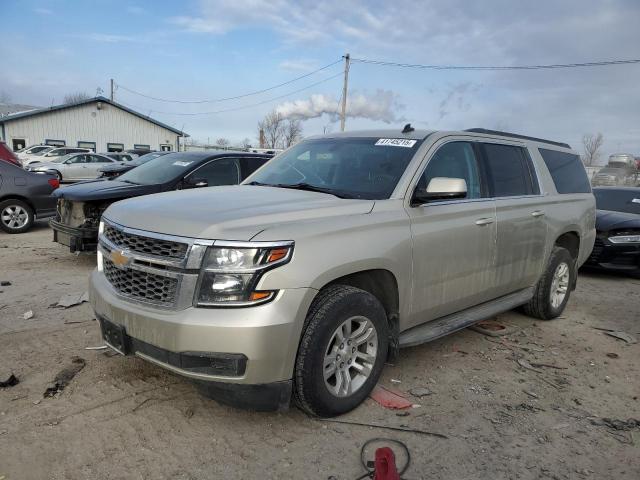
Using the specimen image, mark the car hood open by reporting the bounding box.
[596,209,640,231]
[103,185,375,241]
[53,180,163,202]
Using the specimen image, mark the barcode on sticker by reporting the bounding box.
[375,138,417,148]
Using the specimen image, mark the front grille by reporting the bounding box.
[103,257,178,305]
[588,238,604,264]
[104,223,188,259]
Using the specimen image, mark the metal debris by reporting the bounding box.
[56,292,90,308]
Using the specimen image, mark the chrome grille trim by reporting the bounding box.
[103,222,188,259]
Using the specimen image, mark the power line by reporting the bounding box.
[116,59,342,104]
[350,57,640,71]
[119,72,344,116]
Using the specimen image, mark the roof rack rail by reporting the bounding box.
[464,128,571,149]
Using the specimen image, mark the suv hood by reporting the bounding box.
[53,179,162,201]
[103,185,375,241]
[596,209,640,231]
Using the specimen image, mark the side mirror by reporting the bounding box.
[184,177,208,188]
[413,177,467,204]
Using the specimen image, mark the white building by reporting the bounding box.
[0,96,187,152]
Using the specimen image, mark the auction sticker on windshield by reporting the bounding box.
[375,138,417,148]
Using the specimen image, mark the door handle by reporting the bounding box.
[475,217,494,226]
[531,210,545,217]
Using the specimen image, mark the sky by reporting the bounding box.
[1,0,639,161]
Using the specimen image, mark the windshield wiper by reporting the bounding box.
[270,182,355,199]
[120,179,140,185]
[245,181,272,186]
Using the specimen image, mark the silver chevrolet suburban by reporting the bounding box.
[89,127,596,417]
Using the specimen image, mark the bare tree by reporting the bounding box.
[282,118,303,148]
[63,91,91,104]
[258,110,285,149]
[241,137,252,149]
[582,133,604,166]
[215,138,230,148]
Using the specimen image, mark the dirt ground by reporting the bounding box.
[1,222,639,480]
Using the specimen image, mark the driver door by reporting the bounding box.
[63,155,89,180]
[405,140,497,328]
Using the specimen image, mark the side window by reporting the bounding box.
[240,157,268,179]
[67,155,85,164]
[188,158,240,186]
[417,142,482,199]
[538,148,590,194]
[481,143,536,197]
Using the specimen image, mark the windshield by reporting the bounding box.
[594,189,640,215]
[50,154,74,164]
[33,147,55,156]
[118,152,199,185]
[245,137,422,199]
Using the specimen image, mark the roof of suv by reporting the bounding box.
[310,127,571,149]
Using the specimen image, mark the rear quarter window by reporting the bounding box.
[538,148,591,194]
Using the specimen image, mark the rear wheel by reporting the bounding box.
[522,246,574,320]
[52,170,62,182]
[294,285,389,417]
[0,199,35,234]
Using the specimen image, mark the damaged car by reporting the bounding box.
[50,151,272,252]
[585,187,640,277]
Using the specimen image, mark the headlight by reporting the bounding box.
[608,234,640,244]
[195,242,293,307]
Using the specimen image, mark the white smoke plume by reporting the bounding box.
[275,90,403,123]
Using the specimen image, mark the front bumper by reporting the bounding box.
[585,236,640,274]
[89,269,316,409]
[50,219,98,252]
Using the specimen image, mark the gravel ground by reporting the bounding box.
[1,222,639,480]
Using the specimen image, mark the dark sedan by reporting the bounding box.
[585,187,640,277]
[99,151,170,179]
[50,150,272,252]
[0,158,59,233]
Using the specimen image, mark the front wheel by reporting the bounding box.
[0,199,35,234]
[53,170,62,182]
[294,285,389,417]
[522,246,574,320]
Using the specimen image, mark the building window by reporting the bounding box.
[134,144,151,150]
[11,139,26,151]
[107,143,124,152]
[78,141,96,152]
[160,144,172,151]
[45,139,66,146]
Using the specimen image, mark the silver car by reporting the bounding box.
[30,153,122,182]
[89,128,596,416]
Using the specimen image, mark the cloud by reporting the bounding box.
[33,7,52,15]
[279,59,319,72]
[275,90,403,123]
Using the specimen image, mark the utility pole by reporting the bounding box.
[110,79,114,101]
[340,53,350,132]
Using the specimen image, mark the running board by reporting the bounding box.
[399,287,534,348]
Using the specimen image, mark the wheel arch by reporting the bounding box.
[0,194,36,213]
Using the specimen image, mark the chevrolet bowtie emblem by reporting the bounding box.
[110,250,131,268]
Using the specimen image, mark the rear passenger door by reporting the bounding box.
[479,142,547,296]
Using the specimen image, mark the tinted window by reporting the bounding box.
[241,157,268,178]
[188,158,240,186]
[417,142,482,199]
[482,143,536,197]
[593,189,640,214]
[247,137,422,200]
[539,148,591,193]
[67,155,86,164]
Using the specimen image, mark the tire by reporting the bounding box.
[522,246,574,320]
[53,170,62,182]
[294,285,389,417]
[0,199,35,234]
